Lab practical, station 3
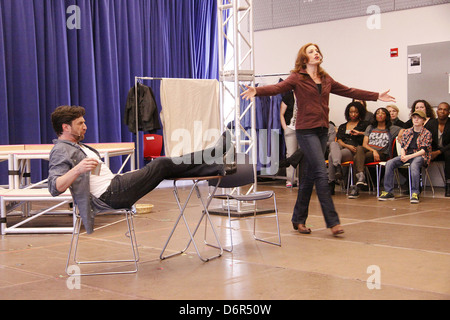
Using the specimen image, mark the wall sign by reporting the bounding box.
[408,53,421,74]
[390,48,398,57]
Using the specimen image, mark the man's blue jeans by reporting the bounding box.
[292,128,340,229]
[384,155,424,194]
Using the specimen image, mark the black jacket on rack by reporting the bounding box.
[124,83,161,134]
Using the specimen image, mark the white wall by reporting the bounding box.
[254,3,450,126]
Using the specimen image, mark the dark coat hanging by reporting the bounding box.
[124,83,161,134]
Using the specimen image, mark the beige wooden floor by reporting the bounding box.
[0,180,449,300]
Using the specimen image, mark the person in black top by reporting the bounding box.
[404,99,436,128]
[280,91,299,187]
[328,102,368,193]
[387,104,406,128]
[425,102,450,196]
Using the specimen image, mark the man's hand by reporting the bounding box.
[75,158,100,174]
[431,150,441,161]
[56,158,99,193]
[401,154,411,163]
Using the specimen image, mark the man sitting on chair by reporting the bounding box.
[48,106,234,234]
[425,102,450,197]
[378,110,432,204]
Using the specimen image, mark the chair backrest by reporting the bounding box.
[208,153,255,188]
[395,136,402,157]
[143,134,163,159]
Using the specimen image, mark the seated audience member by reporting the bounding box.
[348,107,402,199]
[328,102,368,194]
[404,99,436,128]
[378,110,432,203]
[387,104,406,128]
[48,106,234,234]
[326,121,337,158]
[353,99,373,122]
[425,102,450,196]
[280,91,298,187]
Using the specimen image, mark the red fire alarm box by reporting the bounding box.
[390,48,398,57]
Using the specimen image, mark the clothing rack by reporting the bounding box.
[133,76,219,169]
[253,73,291,180]
[255,73,289,78]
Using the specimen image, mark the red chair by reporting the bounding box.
[143,134,163,162]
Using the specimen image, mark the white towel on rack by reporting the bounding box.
[160,78,220,157]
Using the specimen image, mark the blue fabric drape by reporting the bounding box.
[0,0,219,184]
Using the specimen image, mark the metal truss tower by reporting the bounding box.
[217,0,256,165]
[216,0,257,212]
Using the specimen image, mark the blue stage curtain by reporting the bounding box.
[0,0,219,184]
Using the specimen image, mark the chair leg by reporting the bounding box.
[208,198,234,252]
[365,167,375,192]
[65,215,82,275]
[408,166,412,200]
[162,180,222,262]
[66,210,139,276]
[204,196,234,253]
[437,162,446,185]
[346,164,354,195]
[224,199,234,252]
[376,164,381,198]
[253,195,281,247]
[423,168,435,197]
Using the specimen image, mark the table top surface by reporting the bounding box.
[0,143,134,156]
[0,188,71,197]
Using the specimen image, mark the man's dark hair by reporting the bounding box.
[51,106,85,136]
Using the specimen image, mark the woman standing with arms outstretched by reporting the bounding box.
[241,43,395,236]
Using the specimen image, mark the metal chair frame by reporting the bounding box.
[208,191,281,252]
[66,206,139,276]
[160,176,224,262]
[206,155,281,252]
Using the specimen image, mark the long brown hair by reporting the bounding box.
[410,99,436,119]
[291,43,327,78]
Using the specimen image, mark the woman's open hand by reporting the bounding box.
[240,85,257,100]
[378,90,396,102]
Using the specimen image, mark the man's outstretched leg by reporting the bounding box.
[99,131,235,209]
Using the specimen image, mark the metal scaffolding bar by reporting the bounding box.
[217,0,257,213]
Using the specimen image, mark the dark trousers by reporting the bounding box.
[292,128,340,229]
[354,146,389,173]
[434,149,450,181]
[100,139,229,209]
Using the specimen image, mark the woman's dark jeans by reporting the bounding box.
[292,128,341,229]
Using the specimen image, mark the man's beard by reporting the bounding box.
[71,133,84,142]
